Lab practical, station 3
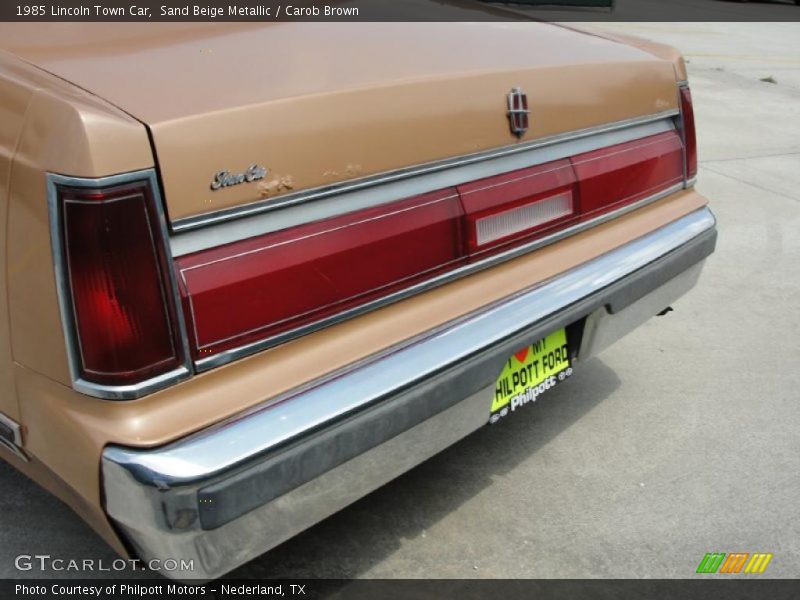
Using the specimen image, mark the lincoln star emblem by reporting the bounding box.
[507,87,530,138]
[210,164,268,191]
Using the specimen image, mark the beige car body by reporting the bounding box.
[0,20,711,575]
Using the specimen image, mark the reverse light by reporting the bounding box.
[459,159,577,254]
[474,191,573,247]
[54,177,186,389]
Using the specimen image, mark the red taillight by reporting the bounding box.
[58,180,184,386]
[680,86,698,180]
[178,189,465,357]
[571,131,684,219]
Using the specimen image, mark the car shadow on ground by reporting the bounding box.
[229,357,621,580]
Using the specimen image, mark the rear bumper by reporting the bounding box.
[102,207,716,579]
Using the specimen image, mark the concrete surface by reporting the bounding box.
[1,23,799,580]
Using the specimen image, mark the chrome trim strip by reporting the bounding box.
[169,110,679,249]
[107,207,716,485]
[46,170,193,400]
[0,412,27,461]
[193,181,685,372]
[71,366,191,400]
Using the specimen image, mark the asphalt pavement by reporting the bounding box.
[1,22,799,580]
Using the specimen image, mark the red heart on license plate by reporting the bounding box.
[514,347,529,363]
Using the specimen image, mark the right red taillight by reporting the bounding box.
[680,85,698,181]
[572,130,685,220]
[55,178,186,388]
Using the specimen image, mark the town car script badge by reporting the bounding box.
[507,87,530,138]
[210,164,268,191]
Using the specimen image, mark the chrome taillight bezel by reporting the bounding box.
[47,169,193,400]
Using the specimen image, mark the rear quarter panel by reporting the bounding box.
[0,52,34,422]
[0,52,153,554]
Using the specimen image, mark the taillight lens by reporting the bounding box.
[571,131,684,219]
[178,189,465,358]
[680,86,698,181]
[57,180,184,386]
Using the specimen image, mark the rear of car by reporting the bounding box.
[0,22,714,578]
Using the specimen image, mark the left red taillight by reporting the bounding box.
[56,179,185,387]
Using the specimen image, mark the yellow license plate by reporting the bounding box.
[490,328,573,423]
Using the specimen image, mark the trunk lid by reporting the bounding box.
[1,22,679,224]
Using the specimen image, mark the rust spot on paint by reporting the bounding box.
[257,179,279,197]
[345,164,363,177]
[279,174,295,190]
[258,174,296,198]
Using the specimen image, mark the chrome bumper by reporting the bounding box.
[102,207,717,579]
